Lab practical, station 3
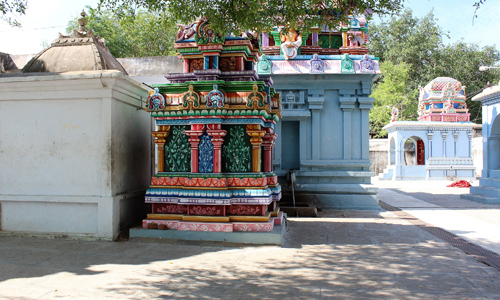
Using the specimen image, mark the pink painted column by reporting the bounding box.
[262,128,278,172]
[237,57,244,71]
[183,59,189,73]
[207,124,227,173]
[185,124,205,173]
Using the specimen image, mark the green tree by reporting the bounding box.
[369,61,413,137]
[369,9,500,137]
[97,0,405,35]
[67,6,177,58]
[433,41,500,123]
[1,0,27,27]
[370,9,446,94]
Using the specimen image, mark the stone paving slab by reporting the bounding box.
[378,183,500,256]
[1,207,500,299]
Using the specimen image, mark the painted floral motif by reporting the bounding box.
[189,59,204,72]
[198,132,213,173]
[153,176,230,187]
[227,205,261,215]
[189,206,222,216]
[185,177,199,187]
[247,84,265,109]
[223,126,251,172]
[147,88,166,111]
[233,223,273,232]
[178,222,233,232]
[182,85,201,109]
[206,84,225,109]
[154,204,187,214]
[219,57,237,71]
[165,126,191,172]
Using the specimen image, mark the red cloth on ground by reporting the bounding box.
[446,180,471,188]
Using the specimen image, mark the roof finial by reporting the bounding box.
[77,9,88,34]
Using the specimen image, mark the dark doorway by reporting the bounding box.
[281,121,300,170]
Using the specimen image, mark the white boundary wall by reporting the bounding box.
[0,71,151,240]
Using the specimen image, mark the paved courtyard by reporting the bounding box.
[1,179,500,299]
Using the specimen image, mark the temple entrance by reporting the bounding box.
[281,121,300,170]
[404,136,425,165]
[489,115,500,170]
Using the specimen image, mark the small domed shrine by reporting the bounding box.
[22,10,127,74]
[380,77,480,180]
[417,77,470,122]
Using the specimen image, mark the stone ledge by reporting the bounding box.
[129,219,286,245]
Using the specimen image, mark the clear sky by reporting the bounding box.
[0,0,499,55]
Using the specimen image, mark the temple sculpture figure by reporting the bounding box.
[380,77,480,180]
[280,29,302,60]
[133,19,284,241]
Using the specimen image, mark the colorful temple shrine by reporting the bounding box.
[380,77,480,180]
[417,77,470,122]
[139,19,284,236]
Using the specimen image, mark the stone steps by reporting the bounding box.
[378,168,393,180]
[460,193,500,204]
[470,185,500,199]
[479,177,500,188]
[489,170,500,179]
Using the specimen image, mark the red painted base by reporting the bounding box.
[142,216,281,232]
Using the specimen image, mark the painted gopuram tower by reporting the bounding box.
[134,20,284,242]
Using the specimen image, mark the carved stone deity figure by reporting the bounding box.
[443,99,454,113]
[418,101,425,117]
[391,107,399,122]
[280,29,302,60]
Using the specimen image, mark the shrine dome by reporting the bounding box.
[22,10,127,74]
[420,77,465,100]
[418,77,469,122]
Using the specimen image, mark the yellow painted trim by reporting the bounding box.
[220,53,246,58]
[229,211,272,222]
[270,208,280,217]
[180,54,204,59]
[147,214,184,220]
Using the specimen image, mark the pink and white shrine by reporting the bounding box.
[380,77,480,180]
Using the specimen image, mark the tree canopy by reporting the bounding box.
[1,0,27,27]
[97,0,404,34]
[368,9,500,138]
[66,7,177,57]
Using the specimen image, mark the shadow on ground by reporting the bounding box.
[0,210,499,299]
